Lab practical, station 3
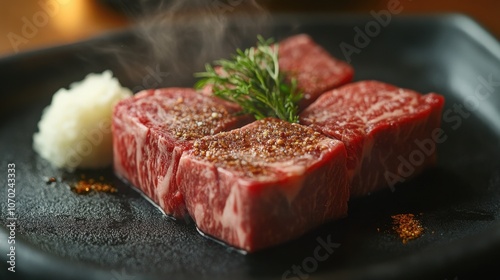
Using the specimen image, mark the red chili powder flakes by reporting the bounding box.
[72,178,117,194]
[391,213,424,244]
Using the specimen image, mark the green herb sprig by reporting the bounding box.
[194,36,302,123]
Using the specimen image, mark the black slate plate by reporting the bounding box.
[1,13,500,280]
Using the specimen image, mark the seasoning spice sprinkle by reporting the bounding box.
[191,118,327,177]
[72,178,117,194]
[45,177,57,184]
[170,101,235,141]
[391,213,424,244]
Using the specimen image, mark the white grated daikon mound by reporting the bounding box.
[33,70,132,171]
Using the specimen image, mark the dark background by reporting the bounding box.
[1,0,499,56]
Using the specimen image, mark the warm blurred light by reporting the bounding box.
[51,0,89,40]
[0,0,128,55]
[0,0,498,56]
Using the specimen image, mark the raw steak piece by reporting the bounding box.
[300,80,445,196]
[177,118,349,252]
[278,34,354,109]
[202,34,354,109]
[112,88,250,218]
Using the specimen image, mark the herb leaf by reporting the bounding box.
[194,36,302,123]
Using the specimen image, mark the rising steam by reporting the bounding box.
[105,0,270,92]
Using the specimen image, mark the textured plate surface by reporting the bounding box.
[1,13,500,280]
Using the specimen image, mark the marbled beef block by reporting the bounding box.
[112,88,250,218]
[278,34,354,109]
[177,118,349,252]
[300,81,445,196]
[203,34,354,109]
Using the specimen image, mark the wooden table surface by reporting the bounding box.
[0,0,499,56]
